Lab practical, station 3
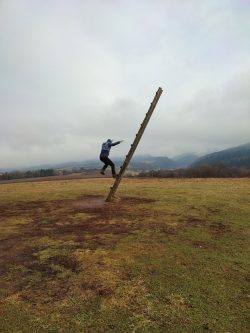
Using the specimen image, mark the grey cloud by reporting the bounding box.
[146,69,250,155]
[0,0,250,169]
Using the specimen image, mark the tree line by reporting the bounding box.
[0,168,56,180]
[1,164,250,181]
[138,164,250,178]
[0,167,90,181]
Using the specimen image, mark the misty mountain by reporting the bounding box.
[82,154,190,170]
[51,155,178,171]
[4,143,249,173]
[172,153,199,168]
[2,155,178,172]
[191,143,250,168]
[129,155,177,170]
[85,155,180,170]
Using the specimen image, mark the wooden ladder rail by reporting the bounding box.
[105,87,163,202]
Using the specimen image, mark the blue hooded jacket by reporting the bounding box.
[100,140,120,157]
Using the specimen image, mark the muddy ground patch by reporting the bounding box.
[0,195,156,303]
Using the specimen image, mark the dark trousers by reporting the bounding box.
[100,155,116,175]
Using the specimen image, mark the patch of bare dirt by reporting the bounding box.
[185,216,205,227]
[0,195,156,245]
[0,194,157,303]
[209,222,231,237]
[72,196,106,209]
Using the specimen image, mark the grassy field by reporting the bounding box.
[0,178,249,333]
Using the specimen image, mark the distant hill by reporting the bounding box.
[129,155,177,170]
[59,155,178,171]
[5,144,249,173]
[172,153,199,168]
[2,155,177,173]
[191,143,250,169]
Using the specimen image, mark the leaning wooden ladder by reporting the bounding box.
[106,87,163,202]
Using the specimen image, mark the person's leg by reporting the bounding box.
[100,156,116,176]
[100,156,109,174]
[106,157,116,176]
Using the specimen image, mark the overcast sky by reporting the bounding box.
[1,0,250,169]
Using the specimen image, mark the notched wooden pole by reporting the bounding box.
[106,88,163,202]
[106,87,163,202]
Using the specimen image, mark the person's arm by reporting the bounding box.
[111,141,122,146]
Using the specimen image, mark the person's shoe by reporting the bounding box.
[100,170,105,175]
[112,173,117,178]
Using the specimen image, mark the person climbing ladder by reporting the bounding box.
[100,139,123,178]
